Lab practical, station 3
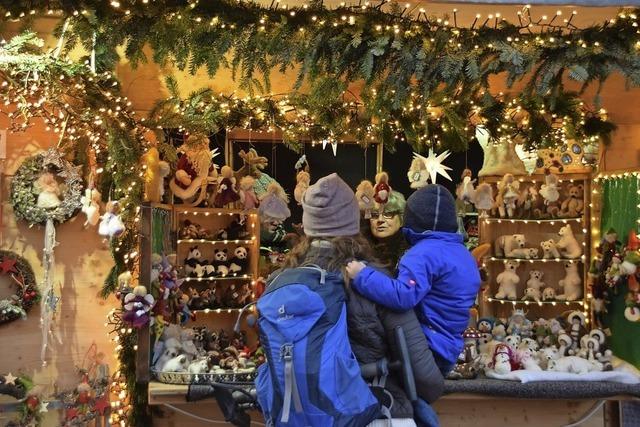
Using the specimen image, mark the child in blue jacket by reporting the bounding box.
[347,184,481,374]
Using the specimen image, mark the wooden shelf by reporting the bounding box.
[487,256,585,263]
[149,381,191,405]
[481,217,582,224]
[176,207,259,216]
[191,307,250,314]
[478,173,591,183]
[178,238,256,245]
[486,297,586,307]
[181,275,253,282]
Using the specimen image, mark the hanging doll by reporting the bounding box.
[142,147,171,203]
[472,183,494,217]
[238,176,259,210]
[356,180,376,219]
[80,187,101,227]
[456,169,476,204]
[258,182,291,245]
[214,165,240,208]
[294,170,311,205]
[122,285,155,328]
[407,157,429,189]
[35,171,62,209]
[374,171,391,205]
[98,200,125,239]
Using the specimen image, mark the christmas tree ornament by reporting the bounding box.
[412,149,453,184]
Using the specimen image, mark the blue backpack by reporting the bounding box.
[255,266,380,426]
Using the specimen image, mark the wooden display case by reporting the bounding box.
[478,173,591,322]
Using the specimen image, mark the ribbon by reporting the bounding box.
[40,218,61,366]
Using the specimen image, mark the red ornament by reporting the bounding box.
[93,396,110,414]
[0,258,18,274]
[25,395,39,410]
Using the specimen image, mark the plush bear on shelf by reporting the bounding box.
[526,270,546,291]
[522,287,542,303]
[540,239,561,259]
[556,224,582,259]
[184,246,203,277]
[557,262,582,301]
[509,247,539,259]
[495,260,520,300]
[542,286,557,301]
[213,249,230,277]
[560,184,584,218]
[495,234,526,257]
[229,246,249,275]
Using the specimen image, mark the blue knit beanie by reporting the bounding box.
[403,184,458,233]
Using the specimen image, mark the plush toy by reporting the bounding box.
[213,249,230,276]
[495,260,520,300]
[472,183,494,216]
[170,135,218,201]
[537,173,561,218]
[507,308,532,337]
[556,225,582,259]
[118,270,133,292]
[516,347,542,371]
[179,219,212,240]
[238,176,259,210]
[516,185,541,219]
[162,354,189,373]
[407,157,430,190]
[490,344,518,374]
[259,182,291,244]
[231,282,252,307]
[122,286,155,328]
[477,318,494,334]
[560,184,584,218]
[556,333,573,357]
[547,356,602,374]
[180,328,199,360]
[566,311,587,353]
[522,287,541,303]
[519,338,539,352]
[541,287,556,301]
[509,247,539,259]
[373,172,391,205]
[491,323,507,342]
[80,188,102,227]
[184,246,203,277]
[557,262,582,301]
[505,334,521,350]
[456,169,476,204]
[98,200,125,239]
[229,246,249,274]
[540,239,561,259]
[141,147,171,203]
[35,171,62,209]
[214,165,241,208]
[216,216,249,241]
[494,234,526,257]
[356,180,376,219]
[494,174,520,218]
[526,270,545,290]
[188,358,209,374]
[294,171,311,205]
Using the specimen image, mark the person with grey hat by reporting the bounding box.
[347,184,482,379]
[281,173,443,426]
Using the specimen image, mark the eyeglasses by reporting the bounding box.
[370,211,398,219]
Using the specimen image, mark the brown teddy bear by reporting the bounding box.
[560,184,584,218]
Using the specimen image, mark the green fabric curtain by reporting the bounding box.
[601,175,640,367]
[151,207,172,254]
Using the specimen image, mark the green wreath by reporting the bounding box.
[0,250,39,325]
[10,149,83,226]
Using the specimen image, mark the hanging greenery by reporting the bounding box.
[0,250,39,326]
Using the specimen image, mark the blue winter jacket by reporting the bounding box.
[352,229,481,370]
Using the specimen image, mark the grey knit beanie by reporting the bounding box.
[404,184,458,233]
[302,173,360,237]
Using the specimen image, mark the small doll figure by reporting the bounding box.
[373,171,391,205]
[214,165,240,208]
[356,180,375,219]
[456,169,476,204]
[122,285,155,328]
[294,170,310,205]
[472,183,494,217]
[98,200,125,239]
[407,157,428,189]
[80,187,101,227]
[539,172,560,204]
[35,171,62,209]
[239,175,259,210]
[497,173,520,218]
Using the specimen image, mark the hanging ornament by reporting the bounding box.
[321,139,338,156]
[0,250,38,325]
[98,200,125,239]
[412,148,453,184]
[80,187,102,227]
[515,144,538,174]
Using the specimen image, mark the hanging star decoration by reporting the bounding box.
[39,401,49,413]
[4,372,17,385]
[412,149,453,184]
[0,257,18,274]
[321,139,338,156]
[41,148,65,170]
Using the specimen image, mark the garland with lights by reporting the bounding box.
[0,250,39,326]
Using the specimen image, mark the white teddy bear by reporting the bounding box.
[505,334,521,350]
[188,358,210,374]
[540,239,561,259]
[542,287,557,301]
[163,355,189,373]
[495,260,520,300]
[526,270,546,290]
[522,287,542,303]
[509,247,539,259]
[495,234,526,258]
[556,225,583,259]
[557,262,583,301]
[547,356,603,374]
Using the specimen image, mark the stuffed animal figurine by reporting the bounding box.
[238,176,259,210]
[472,183,494,217]
[456,169,476,204]
[184,246,203,277]
[537,173,561,218]
[505,334,521,350]
[495,260,520,300]
[566,311,587,353]
[170,135,218,201]
[35,171,62,209]
[522,287,542,303]
[509,247,539,259]
[516,347,542,371]
[162,354,189,373]
[519,338,539,352]
[556,225,582,259]
[407,157,429,189]
[294,170,310,205]
[560,184,584,218]
[556,333,573,357]
[547,356,602,374]
[229,246,249,274]
[188,358,209,374]
[356,180,376,219]
[490,344,518,374]
[557,262,582,301]
[142,147,171,203]
[507,308,532,337]
[117,270,133,291]
[494,234,526,257]
[542,287,556,301]
[213,249,230,276]
[373,172,391,205]
[122,286,155,328]
[491,323,507,342]
[258,182,291,244]
[540,239,561,259]
[495,173,520,218]
[526,270,546,291]
[80,187,102,227]
[214,165,241,208]
[98,200,125,239]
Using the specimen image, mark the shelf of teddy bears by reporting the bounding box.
[477,172,591,321]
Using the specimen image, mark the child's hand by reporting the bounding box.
[346,261,367,279]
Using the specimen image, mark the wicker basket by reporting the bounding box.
[152,368,257,385]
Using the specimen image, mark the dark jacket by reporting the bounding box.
[301,242,444,418]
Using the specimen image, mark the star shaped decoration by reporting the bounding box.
[39,401,49,413]
[0,257,18,274]
[58,164,82,181]
[412,149,452,184]
[93,396,110,414]
[41,148,64,170]
[4,372,17,385]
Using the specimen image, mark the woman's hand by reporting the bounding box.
[346,260,367,279]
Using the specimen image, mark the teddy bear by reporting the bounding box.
[522,287,541,303]
[141,146,171,203]
[122,285,155,328]
[540,239,561,259]
[80,187,102,227]
[516,347,542,371]
[504,334,521,351]
[213,249,230,276]
[526,270,546,290]
[495,234,526,257]
[557,262,582,301]
[214,165,241,208]
[495,260,520,300]
[373,172,391,205]
[229,246,249,275]
[239,175,259,210]
[356,180,376,219]
[162,354,189,373]
[560,184,584,218]
[184,246,203,277]
[494,173,520,218]
[542,287,557,301]
[547,356,602,374]
[556,224,582,259]
[98,200,125,239]
[294,170,311,205]
[472,183,494,216]
[536,346,560,370]
[509,247,539,259]
[188,358,209,374]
